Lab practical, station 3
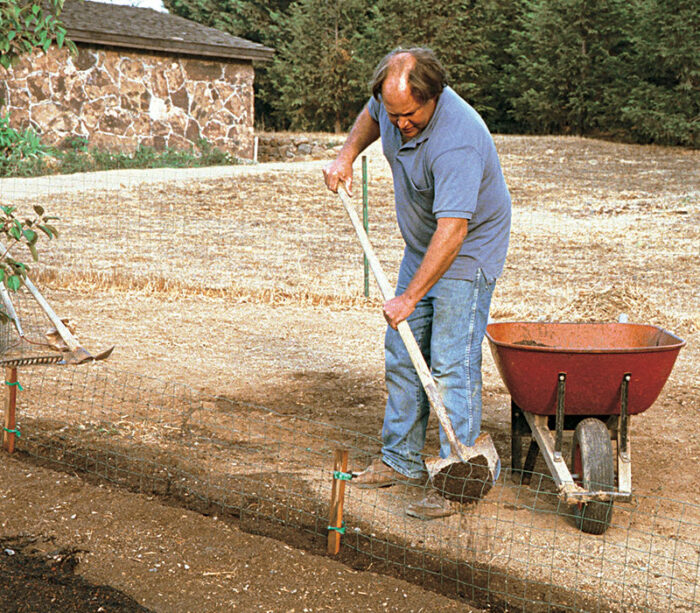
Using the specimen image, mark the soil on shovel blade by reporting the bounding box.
[430,455,493,503]
[1,537,151,613]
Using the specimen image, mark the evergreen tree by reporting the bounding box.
[367,0,493,114]
[511,0,636,136]
[619,0,699,146]
[163,0,697,144]
[266,0,372,132]
[478,0,530,133]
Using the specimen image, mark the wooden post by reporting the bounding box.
[3,366,18,454]
[327,449,349,555]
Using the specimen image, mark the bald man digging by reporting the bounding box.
[323,48,511,519]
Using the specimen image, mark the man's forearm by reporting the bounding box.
[337,106,380,165]
[403,218,468,304]
[323,106,380,193]
[382,217,468,329]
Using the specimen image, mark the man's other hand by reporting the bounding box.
[382,294,417,330]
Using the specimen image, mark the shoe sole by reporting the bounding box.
[406,507,455,520]
[353,480,396,489]
[352,476,425,490]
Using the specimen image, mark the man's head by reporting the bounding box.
[371,47,447,141]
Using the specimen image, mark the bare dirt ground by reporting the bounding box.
[0,134,698,612]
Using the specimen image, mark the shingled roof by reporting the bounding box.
[59,0,274,61]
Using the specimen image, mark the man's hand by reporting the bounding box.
[383,294,417,330]
[322,106,380,195]
[382,217,468,330]
[322,157,353,194]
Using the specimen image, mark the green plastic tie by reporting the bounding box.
[328,521,345,534]
[4,381,23,391]
[333,471,353,481]
[3,427,21,438]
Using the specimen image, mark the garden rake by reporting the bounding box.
[0,241,114,365]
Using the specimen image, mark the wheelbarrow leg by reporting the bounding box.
[521,439,540,485]
[511,400,536,484]
[617,374,632,497]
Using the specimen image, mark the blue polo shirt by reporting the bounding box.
[367,86,511,282]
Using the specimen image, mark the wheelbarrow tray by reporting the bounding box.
[486,322,685,416]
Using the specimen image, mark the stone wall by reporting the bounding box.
[0,44,255,158]
[256,133,342,162]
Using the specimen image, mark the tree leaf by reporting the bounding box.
[43,224,58,238]
[38,224,54,239]
[22,228,37,243]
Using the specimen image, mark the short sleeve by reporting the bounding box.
[367,96,381,122]
[431,146,485,220]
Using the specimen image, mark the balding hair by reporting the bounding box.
[371,48,447,104]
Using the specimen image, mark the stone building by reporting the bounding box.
[0,0,274,159]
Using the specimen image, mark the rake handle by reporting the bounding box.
[336,189,466,459]
[0,240,80,352]
[22,275,81,352]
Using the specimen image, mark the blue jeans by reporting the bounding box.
[381,266,495,479]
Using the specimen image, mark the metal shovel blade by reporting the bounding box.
[60,345,115,365]
[425,433,500,504]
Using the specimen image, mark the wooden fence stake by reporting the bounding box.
[327,449,349,555]
[3,366,18,454]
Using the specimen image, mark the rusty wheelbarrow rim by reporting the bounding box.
[485,321,686,354]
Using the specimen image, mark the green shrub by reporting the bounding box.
[0,118,244,178]
[0,113,49,176]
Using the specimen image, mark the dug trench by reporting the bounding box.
[9,425,606,613]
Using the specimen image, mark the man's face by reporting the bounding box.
[381,84,437,142]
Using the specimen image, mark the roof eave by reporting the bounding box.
[65,29,275,62]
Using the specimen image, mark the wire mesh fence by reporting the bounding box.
[2,361,698,613]
[0,136,698,611]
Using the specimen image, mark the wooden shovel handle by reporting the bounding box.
[336,188,466,459]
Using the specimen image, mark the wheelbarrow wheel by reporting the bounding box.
[571,418,614,535]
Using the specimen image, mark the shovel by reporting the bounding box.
[336,188,499,502]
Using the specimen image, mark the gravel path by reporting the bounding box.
[0,142,388,200]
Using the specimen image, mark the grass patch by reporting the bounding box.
[0,137,244,178]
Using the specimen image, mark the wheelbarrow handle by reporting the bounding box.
[336,188,467,459]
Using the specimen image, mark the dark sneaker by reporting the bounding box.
[406,489,456,520]
[352,458,423,489]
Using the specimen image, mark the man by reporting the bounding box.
[323,48,511,519]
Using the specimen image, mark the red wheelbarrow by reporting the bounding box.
[485,321,686,534]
